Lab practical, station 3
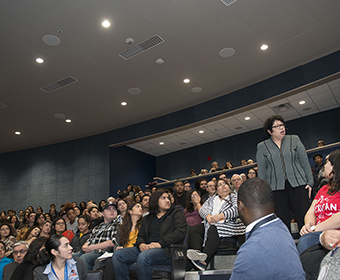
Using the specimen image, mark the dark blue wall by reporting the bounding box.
[0,133,111,213]
[156,108,340,180]
[109,146,156,195]
[109,51,340,145]
[1,51,340,213]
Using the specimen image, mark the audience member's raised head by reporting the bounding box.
[317,140,325,147]
[149,189,171,213]
[231,174,243,192]
[237,177,274,226]
[190,169,197,177]
[240,159,247,166]
[174,180,184,195]
[247,168,258,179]
[225,161,234,169]
[12,241,28,264]
[183,181,191,192]
[207,181,216,197]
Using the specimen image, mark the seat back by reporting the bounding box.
[87,270,103,280]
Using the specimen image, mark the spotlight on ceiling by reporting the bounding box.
[183,79,190,84]
[261,44,268,50]
[102,20,110,28]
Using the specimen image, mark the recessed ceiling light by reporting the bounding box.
[54,113,66,119]
[15,131,21,135]
[121,102,127,106]
[199,130,204,134]
[102,20,110,28]
[261,44,268,50]
[155,58,164,64]
[159,142,164,145]
[245,117,250,120]
[128,88,141,95]
[183,79,190,84]
[65,119,71,123]
[36,58,44,63]
[299,100,306,105]
[219,47,235,58]
[191,87,203,93]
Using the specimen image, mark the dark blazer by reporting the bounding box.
[33,256,87,280]
[135,207,187,258]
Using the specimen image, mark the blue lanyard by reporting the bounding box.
[51,263,68,280]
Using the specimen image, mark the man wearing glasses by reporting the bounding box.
[75,202,120,271]
[3,241,28,280]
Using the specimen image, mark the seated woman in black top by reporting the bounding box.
[112,189,187,280]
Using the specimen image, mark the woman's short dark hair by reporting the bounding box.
[328,149,340,194]
[263,115,285,138]
[78,215,93,229]
[149,189,170,213]
[0,222,16,238]
[89,206,99,214]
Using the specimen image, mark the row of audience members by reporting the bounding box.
[0,149,337,279]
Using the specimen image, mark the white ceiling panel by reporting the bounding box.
[328,78,340,89]
[1,0,340,154]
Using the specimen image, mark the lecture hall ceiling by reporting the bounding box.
[1,0,340,153]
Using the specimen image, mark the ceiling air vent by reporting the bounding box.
[40,76,78,93]
[119,35,164,60]
[0,102,7,109]
[271,102,293,114]
[221,0,238,6]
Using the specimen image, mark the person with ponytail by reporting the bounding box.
[33,235,87,280]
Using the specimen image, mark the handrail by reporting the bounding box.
[153,142,340,187]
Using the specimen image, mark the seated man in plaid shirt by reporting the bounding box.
[76,201,120,270]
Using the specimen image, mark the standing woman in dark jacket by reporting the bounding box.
[112,189,187,280]
[256,115,313,230]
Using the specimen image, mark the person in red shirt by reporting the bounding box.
[297,149,340,254]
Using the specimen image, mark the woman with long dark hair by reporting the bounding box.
[184,190,202,226]
[117,203,143,249]
[33,235,87,280]
[23,225,41,246]
[297,149,340,253]
[70,215,92,253]
[0,223,17,257]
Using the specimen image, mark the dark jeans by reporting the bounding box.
[273,180,310,231]
[189,223,236,264]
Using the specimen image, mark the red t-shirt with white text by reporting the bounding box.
[314,185,340,224]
